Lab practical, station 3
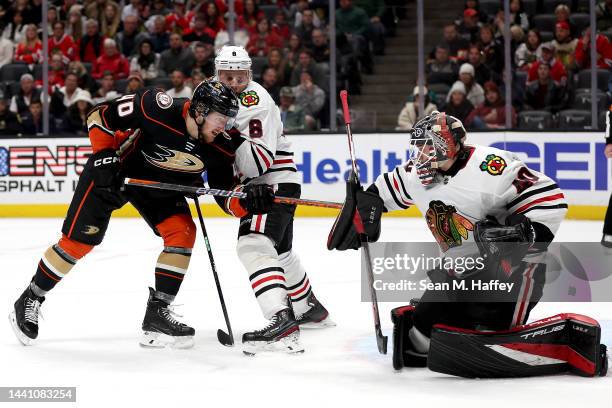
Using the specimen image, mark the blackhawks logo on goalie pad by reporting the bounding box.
[239,90,259,107]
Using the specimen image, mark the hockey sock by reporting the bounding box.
[279,250,312,315]
[154,247,191,299]
[237,234,288,319]
[31,244,79,294]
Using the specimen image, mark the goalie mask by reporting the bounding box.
[408,111,466,186]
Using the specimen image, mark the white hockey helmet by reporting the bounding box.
[215,45,252,77]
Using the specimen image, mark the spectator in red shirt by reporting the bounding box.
[574,27,612,70]
[272,10,291,44]
[247,19,283,57]
[204,1,226,35]
[44,52,67,90]
[166,0,190,34]
[49,21,77,64]
[79,19,106,65]
[92,38,130,80]
[466,81,517,129]
[14,24,42,65]
[182,14,216,46]
[238,0,265,34]
[528,42,568,86]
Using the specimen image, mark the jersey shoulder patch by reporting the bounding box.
[239,90,260,107]
[155,91,174,109]
[479,153,507,176]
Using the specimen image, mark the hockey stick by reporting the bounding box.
[340,90,388,355]
[124,178,343,209]
[193,195,235,346]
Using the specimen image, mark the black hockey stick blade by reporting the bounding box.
[376,328,388,354]
[217,329,234,346]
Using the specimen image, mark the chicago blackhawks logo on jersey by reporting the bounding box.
[239,90,259,107]
[142,145,205,173]
[480,154,507,176]
[425,201,474,252]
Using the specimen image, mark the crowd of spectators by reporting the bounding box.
[398,0,612,130]
[0,0,397,136]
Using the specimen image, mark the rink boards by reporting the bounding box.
[0,132,609,219]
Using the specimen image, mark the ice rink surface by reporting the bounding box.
[1,217,610,407]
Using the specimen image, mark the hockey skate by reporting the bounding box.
[242,308,304,355]
[9,286,45,346]
[296,293,336,329]
[140,288,195,349]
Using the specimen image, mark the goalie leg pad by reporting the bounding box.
[427,313,608,378]
[391,306,428,369]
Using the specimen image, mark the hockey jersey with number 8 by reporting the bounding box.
[232,81,300,186]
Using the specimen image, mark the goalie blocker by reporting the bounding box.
[392,306,608,378]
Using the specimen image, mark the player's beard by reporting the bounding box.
[186,115,206,143]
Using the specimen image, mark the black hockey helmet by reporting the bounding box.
[189,79,239,127]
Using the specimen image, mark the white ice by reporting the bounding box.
[1,217,610,407]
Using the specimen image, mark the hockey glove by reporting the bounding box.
[243,184,275,214]
[474,214,535,274]
[223,184,249,218]
[327,175,384,251]
[90,149,121,192]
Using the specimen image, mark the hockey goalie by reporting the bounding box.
[328,111,608,378]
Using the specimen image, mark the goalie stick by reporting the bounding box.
[124,178,343,209]
[193,196,234,346]
[340,90,388,355]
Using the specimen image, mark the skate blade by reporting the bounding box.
[243,331,305,356]
[8,311,35,346]
[139,331,194,349]
[300,316,337,329]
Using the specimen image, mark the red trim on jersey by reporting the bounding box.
[255,145,271,168]
[392,173,412,205]
[251,274,286,289]
[182,101,190,119]
[272,159,294,165]
[514,193,565,214]
[140,90,183,136]
[67,181,95,238]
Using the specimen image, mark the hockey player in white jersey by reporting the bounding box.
[214,45,334,354]
[329,111,608,378]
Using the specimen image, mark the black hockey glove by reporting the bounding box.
[474,214,535,273]
[242,184,275,214]
[90,149,121,192]
[327,174,384,251]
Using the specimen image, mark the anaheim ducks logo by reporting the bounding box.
[239,90,259,107]
[480,154,506,176]
[425,200,474,252]
[82,225,100,235]
[142,145,205,173]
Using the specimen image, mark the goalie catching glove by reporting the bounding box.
[327,173,384,250]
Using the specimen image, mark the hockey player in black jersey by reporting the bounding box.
[9,80,239,349]
[329,111,607,378]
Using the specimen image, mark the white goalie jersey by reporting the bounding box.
[232,81,300,186]
[373,144,568,251]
